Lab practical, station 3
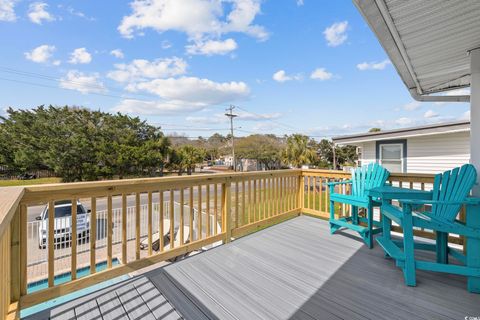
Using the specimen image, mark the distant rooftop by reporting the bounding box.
[332,120,470,145]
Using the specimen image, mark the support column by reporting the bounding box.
[471,48,480,192]
[467,47,480,292]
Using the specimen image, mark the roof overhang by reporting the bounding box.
[333,120,470,145]
[353,0,480,102]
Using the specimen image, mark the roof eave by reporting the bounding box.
[352,0,470,102]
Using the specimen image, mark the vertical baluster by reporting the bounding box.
[48,200,54,287]
[121,194,127,264]
[253,180,257,222]
[147,191,153,256]
[325,179,330,214]
[242,180,246,225]
[159,191,164,252]
[197,186,202,240]
[135,192,140,260]
[20,204,27,296]
[271,178,275,215]
[248,180,252,223]
[277,177,281,214]
[90,198,96,273]
[206,184,211,237]
[170,190,175,248]
[189,187,194,242]
[214,184,219,234]
[71,197,77,280]
[235,182,239,228]
[107,195,113,268]
[307,176,311,210]
[263,178,267,218]
[180,188,185,245]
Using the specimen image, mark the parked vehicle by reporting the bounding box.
[36,200,90,249]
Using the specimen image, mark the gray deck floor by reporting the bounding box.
[25,216,480,320]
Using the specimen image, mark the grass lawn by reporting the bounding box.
[0,177,62,187]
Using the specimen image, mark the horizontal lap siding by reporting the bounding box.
[359,142,376,166]
[357,132,469,174]
[407,132,470,174]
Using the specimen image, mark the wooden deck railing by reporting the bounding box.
[0,168,468,319]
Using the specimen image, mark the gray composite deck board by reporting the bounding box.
[24,216,480,320]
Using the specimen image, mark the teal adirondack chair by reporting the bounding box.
[328,163,390,248]
[378,164,480,292]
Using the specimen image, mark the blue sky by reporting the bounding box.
[0,0,470,139]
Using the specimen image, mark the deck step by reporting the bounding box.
[376,237,405,261]
[330,219,367,234]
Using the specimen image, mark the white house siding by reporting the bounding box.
[356,131,470,174]
[358,141,376,166]
[407,132,470,174]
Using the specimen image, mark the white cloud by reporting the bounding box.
[424,109,439,119]
[273,70,291,83]
[59,70,106,94]
[24,44,55,63]
[115,99,207,115]
[107,57,187,83]
[186,38,238,56]
[118,0,268,42]
[237,110,282,121]
[310,68,333,81]
[69,48,92,64]
[0,0,17,22]
[186,110,281,125]
[403,101,421,111]
[131,77,250,105]
[323,21,348,47]
[28,2,55,24]
[395,117,414,126]
[58,4,95,21]
[186,115,228,124]
[357,59,391,71]
[296,0,304,6]
[272,70,302,83]
[445,88,470,96]
[110,49,124,59]
[460,110,470,120]
[161,40,172,49]
[116,76,250,115]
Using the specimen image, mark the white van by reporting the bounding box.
[37,200,90,249]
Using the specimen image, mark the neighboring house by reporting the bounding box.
[332,121,470,174]
[223,156,262,172]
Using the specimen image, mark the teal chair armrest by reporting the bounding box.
[400,199,476,206]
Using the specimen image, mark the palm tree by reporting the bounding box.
[178,145,206,175]
[282,134,317,168]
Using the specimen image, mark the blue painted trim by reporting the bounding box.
[20,274,131,318]
[375,139,407,173]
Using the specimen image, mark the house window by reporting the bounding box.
[379,143,403,172]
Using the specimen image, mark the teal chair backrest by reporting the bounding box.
[351,163,390,198]
[431,164,477,222]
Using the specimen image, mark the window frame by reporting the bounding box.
[375,139,407,173]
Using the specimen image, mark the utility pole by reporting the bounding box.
[225,105,238,171]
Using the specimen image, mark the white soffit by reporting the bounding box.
[353,0,480,97]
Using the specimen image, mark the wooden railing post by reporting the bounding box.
[298,172,304,211]
[10,207,20,303]
[222,181,232,243]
